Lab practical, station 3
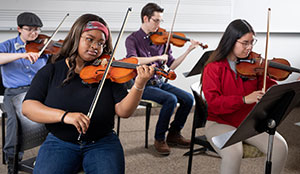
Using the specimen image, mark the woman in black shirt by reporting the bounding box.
[22,14,154,174]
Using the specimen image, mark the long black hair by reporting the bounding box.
[205,19,255,65]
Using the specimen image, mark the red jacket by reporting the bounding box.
[202,59,277,128]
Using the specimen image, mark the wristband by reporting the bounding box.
[242,96,246,104]
[133,85,144,91]
[61,111,69,124]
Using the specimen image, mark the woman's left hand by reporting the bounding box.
[134,65,155,89]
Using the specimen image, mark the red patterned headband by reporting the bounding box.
[83,21,109,40]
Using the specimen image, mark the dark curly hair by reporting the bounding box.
[50,14,113,86]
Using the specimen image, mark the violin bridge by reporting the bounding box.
[92,58,108,67]
[43,38,48,45]
[101,58,108,67]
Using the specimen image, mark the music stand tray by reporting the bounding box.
[212,81,300,174]
[183,50,213,77]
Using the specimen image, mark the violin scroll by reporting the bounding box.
[199,43,208,49]
[155,68,177,80]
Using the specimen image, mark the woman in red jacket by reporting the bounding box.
[202,19,288,174]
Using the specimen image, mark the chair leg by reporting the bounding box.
[145,104,151,148]
[116,116,120,136]
[2,112,6,164]
[187,127,196,174]
[13,137,20,174]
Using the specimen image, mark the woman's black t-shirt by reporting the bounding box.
[24,59,128,142]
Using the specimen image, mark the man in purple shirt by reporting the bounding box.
[125,3,200,155]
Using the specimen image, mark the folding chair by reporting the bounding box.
[0,71,7,164]
[12,92,48,173]
[185,82,215,174]
[185,82,264,174]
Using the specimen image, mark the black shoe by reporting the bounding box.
[7,157,15,174]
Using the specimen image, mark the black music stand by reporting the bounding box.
[183,50,213,77]
[212,81,300,174]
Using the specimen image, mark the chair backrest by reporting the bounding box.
[190,82,208,128]
[0,69,5,111]
[12,92,48,151]
[0,69,5,96]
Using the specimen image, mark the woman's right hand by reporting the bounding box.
[244,90,265,104]
[62,112,90,134]
[23,52,40,63]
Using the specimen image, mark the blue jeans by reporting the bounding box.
[34,132,124,174]
[142,82,193,140]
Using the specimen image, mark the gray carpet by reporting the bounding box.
[1,106,300,174]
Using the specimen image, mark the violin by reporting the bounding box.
[80,54,177,84]
[150,27,208,49]
[236,52,300,81]
[25,14,68,56]
[25,34,64,55]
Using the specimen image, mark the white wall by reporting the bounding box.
[1,30,300,92]
[232,0,300,33]
[0,0,232,32]
[1,0,300,92]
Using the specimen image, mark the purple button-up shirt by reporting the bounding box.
[125,28,175,68]
[125,28,175,82]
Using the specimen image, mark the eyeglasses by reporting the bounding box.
[22,27,41,33]
[151,18,164,24]
[81,36,106,49]
[236,38,257,48]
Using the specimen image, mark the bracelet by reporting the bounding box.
[242,96,246,104]
[61,110,69,124]
[133,84,144,91]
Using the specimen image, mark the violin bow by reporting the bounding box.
[262,8,271,93]
[78,7,132,141]
[164,0,180,55]
[163,0,180,83]
[38,13,69,57]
